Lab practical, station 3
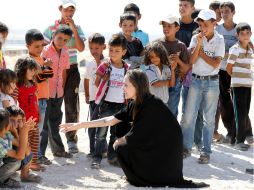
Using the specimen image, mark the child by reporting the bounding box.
[0,22,8,70]
[226,22,253,150]
[40,26,73,158]
[91,34,129,169]
[157,14,190,116]
[181,10,225,164]
[25,29,53,165]
[123,3,149,46]
[209,1,222,23]
[216,1,238,143]
[43,0,86,153]
[119,12,144,69]
[84,33,106,158]
[0,69,16,108]
[15,57,44,171]
[144,42,176,104]
[0,108,39,188]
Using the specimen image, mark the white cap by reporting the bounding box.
[61,0,76,8]
[194,10,216,22]
[159,15,180,25]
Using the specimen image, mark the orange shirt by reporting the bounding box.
[31,55,50,99]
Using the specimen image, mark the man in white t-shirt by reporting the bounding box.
[181,10,225,164]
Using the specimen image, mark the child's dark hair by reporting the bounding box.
[25,29,44,45]
[88,33,105,45]
[120,12,136,25]
[236,22,251,34]
[6,105,25,118]
[108,33,127,50]
[15,57,38,86]
[220,1,235,12]
[0,22,8,34]
[0,69,17,94]
[124,3,140,15]
[209,1,221,11]
[179,0,195,6]
[0,109,9,131]
[144,42,170,66]
[54,26,73,37]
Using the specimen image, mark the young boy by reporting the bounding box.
[91,34,129,169]
[226,22,253,150]
[119,12,144,69]
[216,2,238,143]
[181,10,225,164]
[40,26,73,159]
[43,0,86,154]
[209,1,222,23]
[84,33,106,158]
[123,3,149,46]
[25,29,53,165]
[157,14,190,112]
[0,108,39,188]
[0,22,8,70]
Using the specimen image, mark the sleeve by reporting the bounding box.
[43,27,53,43]
[145,66,159,85]
[6,132,14,142]
[143,33,149,46]
[215,37,225,58]
[84,62,92,79]
[76,25,86,41]
[136,39,144,56]
[0,93,9,101]
[227,46,239,65]
[96,63,107,76]
[0,144,8,158]
[114,101,133,123]
[189,34,198,49]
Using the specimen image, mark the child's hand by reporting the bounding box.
[171,61,177,71]
[249,42,254,51]
[169,54,180,64]
[44,58,53,67]
[102,73,110,81]
[65,17,76,31]
[21,117,37,131]
[197,32,204,46]
[85,96,90,104]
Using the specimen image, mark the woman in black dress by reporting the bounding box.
[60,70,208,188]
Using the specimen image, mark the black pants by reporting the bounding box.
[232,87,252,143]
[40,97,65,154]
[64,65,81,145]
[219,70,236,140]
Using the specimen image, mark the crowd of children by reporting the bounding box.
[0,0,253,188]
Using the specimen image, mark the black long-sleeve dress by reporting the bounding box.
[114,94,208,188]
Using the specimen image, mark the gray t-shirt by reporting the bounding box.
[216,24,238,70]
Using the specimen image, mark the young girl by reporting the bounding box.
[15,57,44,171]
[144,42,176,104]
[0,69,16,108]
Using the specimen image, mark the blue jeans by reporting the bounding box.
[181,86,204,148]
[167,77,182,117]
[181,76,219,154]
[93,101,125,162]
[38,99,47,137]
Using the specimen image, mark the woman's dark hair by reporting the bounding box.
[144,42,170,66]
[125,69,151,120]
[6,105,25,118]
[15,57,38,86]
[0,69,17,94]
[0,109,10,131]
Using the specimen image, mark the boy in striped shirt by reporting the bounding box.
[226,22,254,151]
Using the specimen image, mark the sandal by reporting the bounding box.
[0,177,21,189]
[198,153,210,164]
[21,174,42,183]
[53,151,73,158]
[30,163,46,172]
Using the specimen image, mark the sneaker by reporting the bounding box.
[183,149,191,159]
[53,151,73,158]
[198,153,210,164]
[234,143,250,151]
[38,156,52,165]
[0,177,21,189]
[246,136,254,144]
[108,157,121,167]
[91,159,101,169]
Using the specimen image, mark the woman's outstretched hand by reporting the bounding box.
[59,123,81,133]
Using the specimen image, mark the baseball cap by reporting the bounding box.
[60,0,76,8]
[194,10,216,22]
[159,15,180,25]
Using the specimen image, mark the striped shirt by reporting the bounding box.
[43,20,86,65]
[227,42,254,88]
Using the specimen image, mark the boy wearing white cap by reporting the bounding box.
[156,15,190,111]
[43,0,86,154]
[181,9,225,164]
